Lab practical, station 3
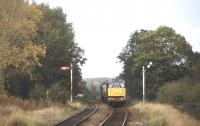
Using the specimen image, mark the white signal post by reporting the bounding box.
[142,62,152,102]
[70,63,73,103]
[61,63,73,103]
[142,66,145,102]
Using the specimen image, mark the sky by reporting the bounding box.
[35,0,200,78]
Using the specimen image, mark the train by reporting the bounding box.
[100,79,127,105]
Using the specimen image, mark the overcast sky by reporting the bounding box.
[35,0,200,78]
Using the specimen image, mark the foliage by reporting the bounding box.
[118,26,194,100]
[35,4,86,97]
[77,80,87,95]
[0,1,86,100]
[4,67,32,99]
[30,84,47,101]
[0,0,46,97]
[0,0,46,73]
[48,81,68,103]
[157,81,200,118]
[157,57,200,118]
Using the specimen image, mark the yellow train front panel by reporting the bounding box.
[108,88,126,97]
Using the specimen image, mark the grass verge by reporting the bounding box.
[0,94,84,126]
[128,102,200,126]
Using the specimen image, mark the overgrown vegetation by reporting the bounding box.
[0,94,84,126]
[157,58,200,118]
[128,102,200,126]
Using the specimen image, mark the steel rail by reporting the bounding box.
[54,99,98,126]
[98,107,127,126]
[98,108,114,126]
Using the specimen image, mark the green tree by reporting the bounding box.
[35,4,86,98]
[118,26,194,99]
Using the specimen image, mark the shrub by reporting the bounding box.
[157,78,200,118]
[49,82,68,103]
[4,68,31,99]
[30,84,47,101]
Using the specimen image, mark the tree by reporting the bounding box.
[35,4,86,98]
[118,26,194,99]
[0,0,46,96]
[0,0,46,73]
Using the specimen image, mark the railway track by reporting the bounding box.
[55,99,97,126]
[99,107,127,126]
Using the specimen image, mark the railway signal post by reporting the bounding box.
[70,63,73,102]
[142,66,145,102]
[142,62,152,102]
[61,63,73,102]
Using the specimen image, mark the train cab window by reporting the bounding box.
[108,81,125,88]
[113,82,121,88]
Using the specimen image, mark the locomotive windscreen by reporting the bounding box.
[108,81,125,88]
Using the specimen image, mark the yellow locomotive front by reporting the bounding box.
[107,80,126,103]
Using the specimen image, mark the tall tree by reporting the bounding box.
[0,0,46,96]
[0,0,45,73]
[35,4,86,99]
[118,26,194,99]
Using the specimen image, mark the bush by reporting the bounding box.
[49,82,68,103]
[4,68,31,99]
[157,78,200,118]
[30,84,47,101]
